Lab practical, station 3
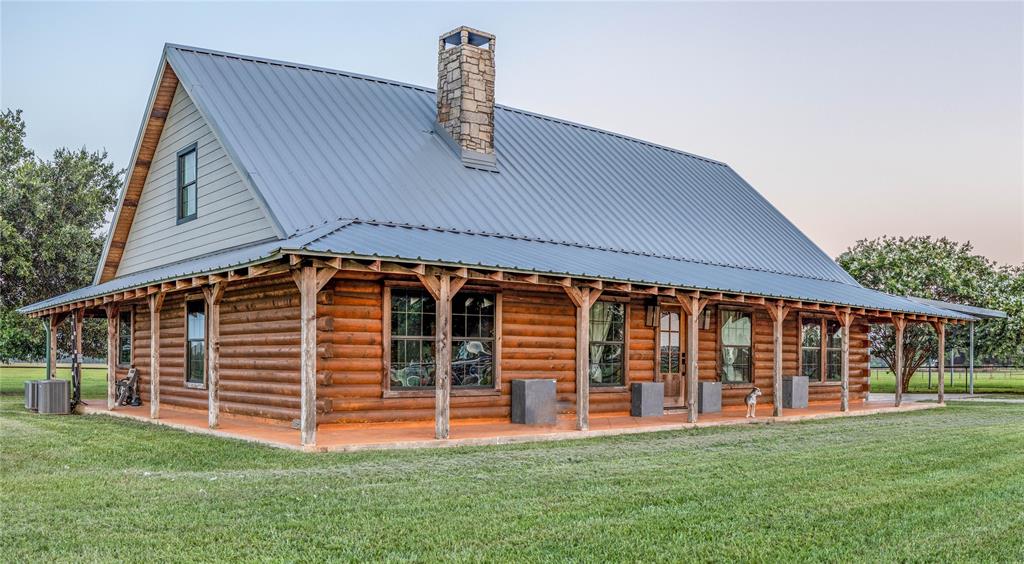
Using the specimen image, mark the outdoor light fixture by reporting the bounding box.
[644,298,659,327]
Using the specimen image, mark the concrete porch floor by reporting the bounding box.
[81,399,942,453]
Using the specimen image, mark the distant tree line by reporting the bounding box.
[838,236,1023,391]
[0,109,122,362]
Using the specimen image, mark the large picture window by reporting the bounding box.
[387,288,498,390]
[801,317,843,382]
[177,144,198,222]
[185,300,206,387]
[117,310,132,367]
[720,309,752,383]
[589,301,625,386]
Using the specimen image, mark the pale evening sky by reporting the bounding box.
[2,1,1022,265]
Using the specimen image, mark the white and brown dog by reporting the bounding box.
[745,387,763,418]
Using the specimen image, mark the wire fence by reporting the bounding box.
[869,364,1024,394]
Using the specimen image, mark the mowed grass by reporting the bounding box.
[869,368,1024,395]
[0,365,108,399]
[2,393,1023,561]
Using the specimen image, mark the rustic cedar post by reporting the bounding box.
[835,309,854,412]
[148,292,165,419]
[766,301,790,417]
[417,272,467,440]
[676,293,707,423]
[934,320,945,404]
[48,315,59,379]
[893,316,906,407]
[563,285,601,431]
[105,304,119,409]
[292,262,339,447]
[202,282,227,429]
[73,309,83,405]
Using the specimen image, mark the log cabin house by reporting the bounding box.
[21,27,979,448]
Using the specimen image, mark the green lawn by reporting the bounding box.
[0,365,108,399]
[870,368,1024,395]
[2,394,1023,561]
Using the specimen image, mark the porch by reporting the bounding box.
[82,398,941,453]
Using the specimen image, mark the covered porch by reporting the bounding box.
[82,397,941,453]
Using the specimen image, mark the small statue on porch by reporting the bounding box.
[745,387,762,418]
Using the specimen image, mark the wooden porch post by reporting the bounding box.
[293,263,339,447]
[203,283,226,429]
[893,316,906,407]
[563,285,600,431]
[48,315,59,380]
[677,294,707,424]
[105,305,118,409]
[835,310,854,412]
[417,272,466,440]
[766,301,790,417]
[148,292,165,419]
[934,321,945,404]
[73,309,83,406]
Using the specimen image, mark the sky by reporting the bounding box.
[3,1,1022,265]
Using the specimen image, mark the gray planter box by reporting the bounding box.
[511,379,556,425]
[698,381,722,414]
[782,376,809,409]
[630,382,664,417]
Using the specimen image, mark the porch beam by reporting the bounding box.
[105,304,118,409]
[148,292,165,419]
[893,316,906,407]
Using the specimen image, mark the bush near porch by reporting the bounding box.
[1,391,1022,561]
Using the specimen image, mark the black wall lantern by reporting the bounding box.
[644,297,659,328]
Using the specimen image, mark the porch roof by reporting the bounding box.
[19,219,977,321]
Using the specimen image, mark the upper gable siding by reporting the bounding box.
[115,83,278,277]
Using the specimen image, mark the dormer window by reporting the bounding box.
[176,144,198,223]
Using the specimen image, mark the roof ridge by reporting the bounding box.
[327,219,861,286]
[163,43,728,168]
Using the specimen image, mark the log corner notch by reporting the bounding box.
[834,308,855,412]
[765,300,791,417]
[291,262,338,447]
[416,272,467,440]
[202,282,227,429]
[676,292,709,423]
[563,283,604,431]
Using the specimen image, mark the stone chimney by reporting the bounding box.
[436,26,496,168]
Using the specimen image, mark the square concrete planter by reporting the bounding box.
[630,382,664,417]
[698,381,722,414]
[511,379,557,425]
[782,376,809,409]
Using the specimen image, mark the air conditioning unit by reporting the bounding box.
[37,379,70,415]
[24,380,41,411]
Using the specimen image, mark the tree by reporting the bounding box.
[0,109,123,362]
[837,236,1023,392]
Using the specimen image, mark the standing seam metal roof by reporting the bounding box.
[164,44,857,285]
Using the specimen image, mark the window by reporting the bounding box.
[720,309,752,383]
[185,300,206,387]
[389,289,436,388]
[589,301,625,386]
[452,293,496,387]
[177,145,198,222]
[801,317,844,382]
[117,310,132,367]
[387,288,498,390]
[659,310,681,374]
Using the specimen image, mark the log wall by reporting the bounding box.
[127,271,871,424]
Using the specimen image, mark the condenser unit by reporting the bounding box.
[24,380,41,411]
[37,379,70,415]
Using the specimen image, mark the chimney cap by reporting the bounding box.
[440,26,494,48]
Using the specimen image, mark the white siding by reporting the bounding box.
[116,84,278,277]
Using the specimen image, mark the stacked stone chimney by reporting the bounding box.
[436,26,495,157]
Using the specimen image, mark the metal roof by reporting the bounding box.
[164,44,856,285]
[19,219,974,320]
[905,297,1006,320]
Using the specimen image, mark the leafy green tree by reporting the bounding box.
[0,109,123,362]
[837,236,1023,392]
